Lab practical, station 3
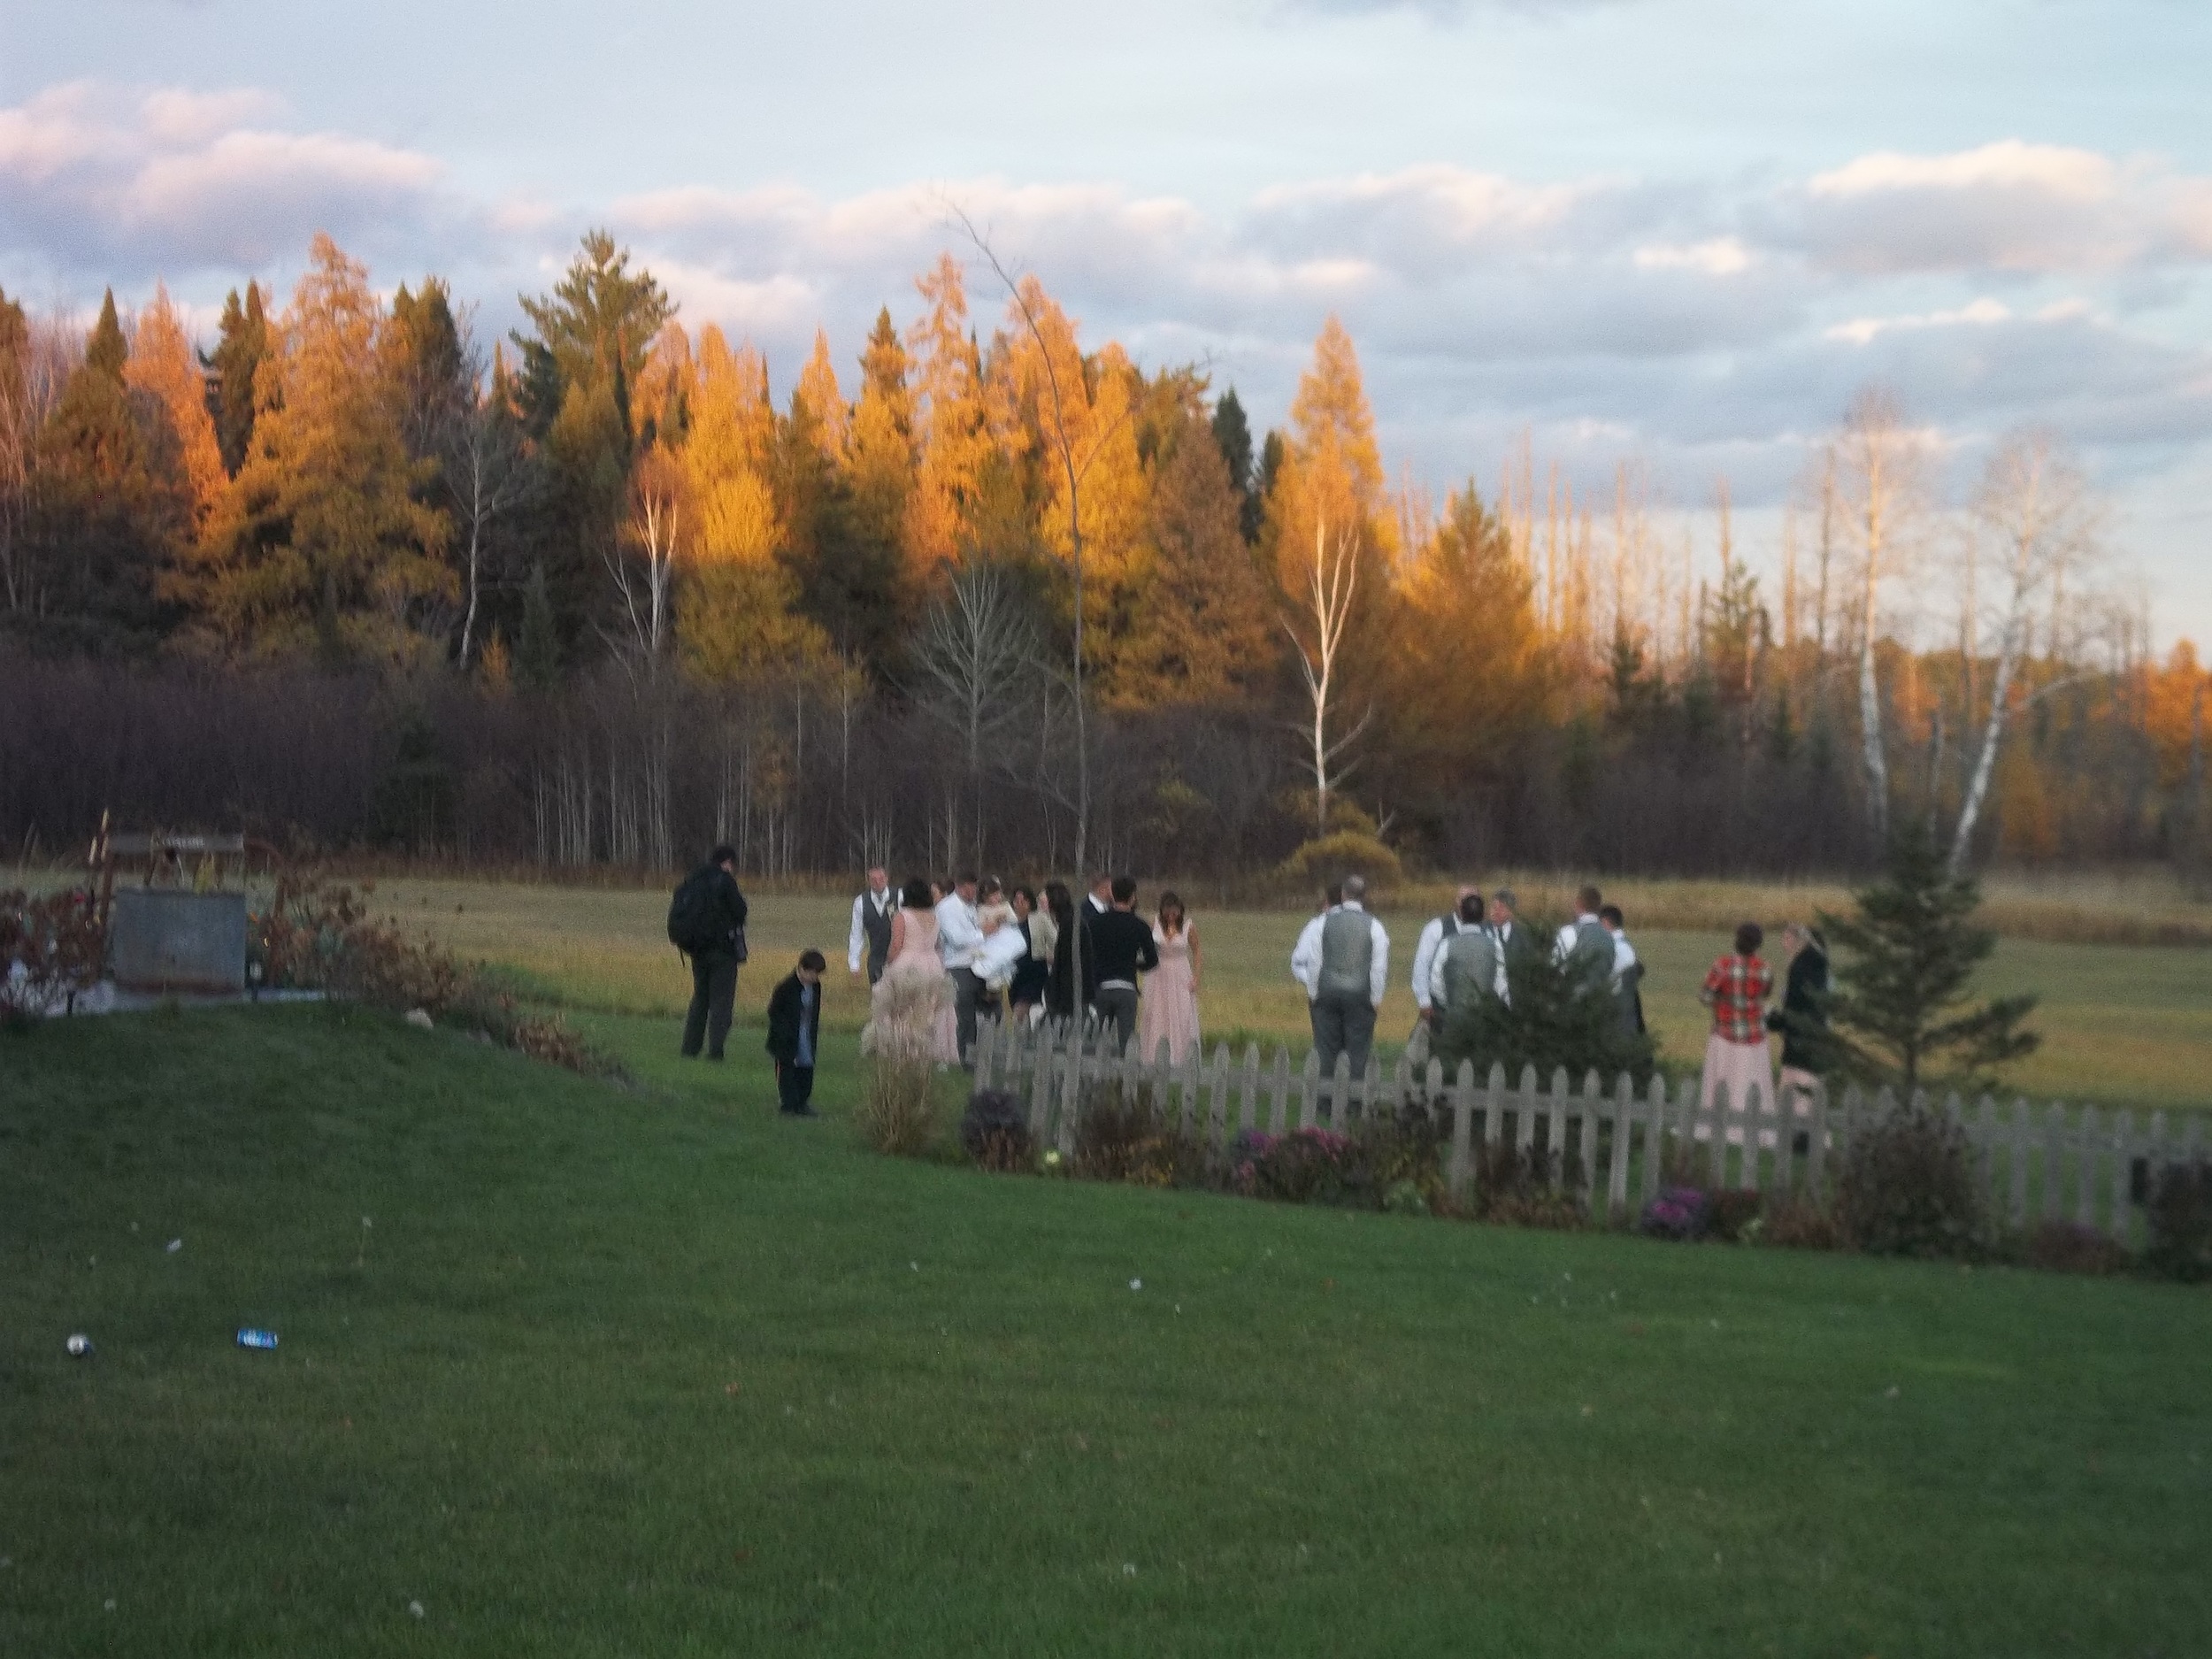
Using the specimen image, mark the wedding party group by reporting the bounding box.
[848,867,1203,1069]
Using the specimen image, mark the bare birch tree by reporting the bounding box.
[606,442,683,671]
[1949,429,2101,873]
[1835,388,1932,841]
[439,349,536,668]
[1283,518,1373,834]
[909,557,1040,872]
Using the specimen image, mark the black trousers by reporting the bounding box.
[1094,986,1139,1053]
[777,1062,816,1113]
[682,952,738,1058]
[1311,991,1378,1084]
[950,968,987,1061]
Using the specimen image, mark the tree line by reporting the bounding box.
[0,231,2205,881]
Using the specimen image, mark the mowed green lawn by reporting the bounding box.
[4,1004,2209,1655]
[365,875,2212,1112]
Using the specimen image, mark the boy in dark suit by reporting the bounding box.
[765,949,826,1118]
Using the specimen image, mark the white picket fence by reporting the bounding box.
[972,1019,2207,1246]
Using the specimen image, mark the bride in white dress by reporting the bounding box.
[861,877,959,1064]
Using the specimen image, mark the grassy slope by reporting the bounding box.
[365,877,2212,1112]
[4,1009,2208,1656]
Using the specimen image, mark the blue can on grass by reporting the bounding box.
[235,1328,279,1350]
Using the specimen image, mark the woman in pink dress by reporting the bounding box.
[1699,920,1778,1141]
[863,877,959,1064]
[1137,890,1202,1065]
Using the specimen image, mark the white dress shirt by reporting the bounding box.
[936,893,985,972]
[1410,915,1451,1013]
[1609,931,1639,992]
[848,886,893,973]
[1490,921,1517,1001]
[1291,901,1390,1007]
[1555,913,1604,964]
[1289,909,1332,1002]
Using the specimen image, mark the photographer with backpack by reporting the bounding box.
[669,844,749,1061]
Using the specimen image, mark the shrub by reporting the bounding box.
[961,1088,1034,1173]
[1640,1186,1709,1241]
[0,887,106,1028]
[857,1056,939,1156]
[1254,1127,1362,1205]
[251,873,620,1080]
[2143,1161,2212,1284]
[1836,1104,1985,1258]
[1706,1188,1763,1243]
[1474,1141,1584,1229]
[2024,1220,2131,1278]
[1760,1192,1840,1251]
[1277,831,1402,891]
[1355,1103,1451,1215]
[1071,1082,1202,1187]
[1436,918,1657,1094]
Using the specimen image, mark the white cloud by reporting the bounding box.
[1633,238,1753,276]
[1791,140,2212,275]
[0,79,462,280]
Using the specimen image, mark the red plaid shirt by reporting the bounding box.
[1703,954,1773,1045]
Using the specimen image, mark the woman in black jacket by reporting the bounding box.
[1768,922,1830,1101]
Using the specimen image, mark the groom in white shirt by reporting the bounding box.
[848,866,894,985]
[936,873,987,1062]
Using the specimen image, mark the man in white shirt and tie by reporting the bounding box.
[847,866,895,985]
[1410,884,1479,1033]
[1291,873,1389,1082]
[936,873,987,1061]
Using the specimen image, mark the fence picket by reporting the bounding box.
[2073,1105,2101,1232]
[2109,1109,2137,1247]
[960,1033,2193,1233]
[1606,1074,1634,1223]
[1446,1060,1471,1202]
[1026,1024,1055,1139]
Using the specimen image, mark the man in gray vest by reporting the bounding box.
[1291,872,1389,1081]
[847,866,895,985]
[1427,889,1497,1025]
[1553,885,1614,994]
[1409,884,1479,1032]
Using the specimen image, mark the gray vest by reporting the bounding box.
[1569,918,1611,982]
[1318,909,1374,998]
[1439,928,1499,1013]
[860,892,895,974]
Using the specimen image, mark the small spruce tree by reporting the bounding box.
[1814,821,2039,1093]
[1436,920,1656,1088]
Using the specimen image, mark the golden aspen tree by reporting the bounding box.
[674,325,826,682]
[904,253,990,578]
[124,282,226,532]
[794,328,848,462]
[188,234,451,662]
[682,324,779,565]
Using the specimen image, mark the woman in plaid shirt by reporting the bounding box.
[1699,922,1778,1133]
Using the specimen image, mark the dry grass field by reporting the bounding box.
[12,860,2205,1110]
[324,872,2212,1114]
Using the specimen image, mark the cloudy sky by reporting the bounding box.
[5,0,2208,639]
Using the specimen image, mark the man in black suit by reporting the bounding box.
[1087,875,1159,1053]
[765,949,826,1117]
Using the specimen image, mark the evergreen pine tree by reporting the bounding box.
[1210,387,1257,541]
[1437,926,1656,1088]
[516,561,560,689]
[204,281,268,476]
[1814,821,2039,1092]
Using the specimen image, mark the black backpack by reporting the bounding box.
[666,867,724,957]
